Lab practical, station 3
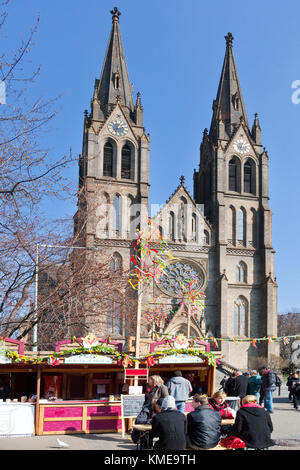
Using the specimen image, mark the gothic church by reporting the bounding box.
[75,8,278,368]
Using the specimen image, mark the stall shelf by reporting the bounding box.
[37,399,122,435]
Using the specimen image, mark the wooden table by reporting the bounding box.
[132,424,152,450]
[221,419,235,426]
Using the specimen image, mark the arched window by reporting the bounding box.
[229,158,238,191]
[204,229,209,245]
[191,213,197,241]
[112,194,121,237]
[121,144,131,179]
[244,159,255,194]
[110,252,122,273]
[236,261,247,283]
[234,297,247,336]
[251,208,258,248]
[238,207,246,244]
[229,205,236,245]
[103,192,110,235]
[103,142,113,177]
[169,212,175,241]
[179,197,187,241]
[107,298,122,335]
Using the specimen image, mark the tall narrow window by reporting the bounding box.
[251,208,258,248]
[121,145,131,179]
[244,161,252,193]
[107,299,122,335]
[234,297,247,336]
[229,205,236,245]
[229,159,238,191]
[114,72,120,90]
[204,229,209,245]
[169,212,175,241]
[110,253,122,273]
[103,142,113,177]
[112,195,121,237]
[192,214,197,241]
[238,208,246,244]
[236,262,247,283]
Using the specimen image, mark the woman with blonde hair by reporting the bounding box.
[208,390,236,419]
[230,395,275,449]
[143,375,168,409]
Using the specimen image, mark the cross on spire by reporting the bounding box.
[225,32,234,47]
[110,6,121,23]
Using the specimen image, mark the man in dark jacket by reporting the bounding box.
[289,372,300,410]
[231,395,275,449]
[259,366,276,413]
[151,396,187,450]
[186,394,221,449]
[233,371,249,400]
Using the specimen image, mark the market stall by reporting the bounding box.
[0,337,36,437]
[140,334,221,412]
[35,336,129,435]
[0,335,132,436]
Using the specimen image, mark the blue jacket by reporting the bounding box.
[248,374,261,395]
[166,376,192,401]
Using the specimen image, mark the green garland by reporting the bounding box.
[144,348,218,367]
[6,344,129,365]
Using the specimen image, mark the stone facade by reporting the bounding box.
[74,10,279,368]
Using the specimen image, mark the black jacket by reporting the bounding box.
[187,405,221,449]
[234,375,249,399]
[224,376,236,396]
[151,409,187,450]
[260,370,276,393]
[232,404,275,449]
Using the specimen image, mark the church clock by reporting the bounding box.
[108,119,128,137]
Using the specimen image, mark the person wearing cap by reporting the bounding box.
[151,396,187,450]
[166,370,192,414]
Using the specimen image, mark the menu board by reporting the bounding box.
[121,394,145,437]
[121,394,145,418]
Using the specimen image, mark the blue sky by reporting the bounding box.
[4,0,300,313]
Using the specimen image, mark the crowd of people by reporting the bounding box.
[131,367,278,451]
[221,366,281,414]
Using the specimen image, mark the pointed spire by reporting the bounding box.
[251,112,261,144]
[209,32,249,141]
[97,8,134,116]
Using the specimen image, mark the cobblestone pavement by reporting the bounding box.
[0,384,298,451]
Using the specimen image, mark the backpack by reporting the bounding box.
[275,374,282,387]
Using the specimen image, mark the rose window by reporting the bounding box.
[158,261,205,296]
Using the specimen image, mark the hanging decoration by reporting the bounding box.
[128,219,176,291]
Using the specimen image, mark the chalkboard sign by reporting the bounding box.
[121,394,145,418]
[121,394,145,437]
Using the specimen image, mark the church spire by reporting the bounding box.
[209,32,249,140]
[97,7,134,116]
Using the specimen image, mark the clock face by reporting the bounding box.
[108,119,128,137]
[233,139,250,155]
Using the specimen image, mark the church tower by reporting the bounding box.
[75,7,150,248]
[74,8,150,339]
[194,33,278,365]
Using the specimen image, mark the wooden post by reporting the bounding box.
[134,267,143,386]
[35,365,41,435]
[187,302,191,338]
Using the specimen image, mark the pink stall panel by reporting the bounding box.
[44,407,83,418]
[87,406,121,417]
[87,419,122,431]
[43,420,82,432]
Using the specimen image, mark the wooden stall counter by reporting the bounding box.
[37,399,123,436]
